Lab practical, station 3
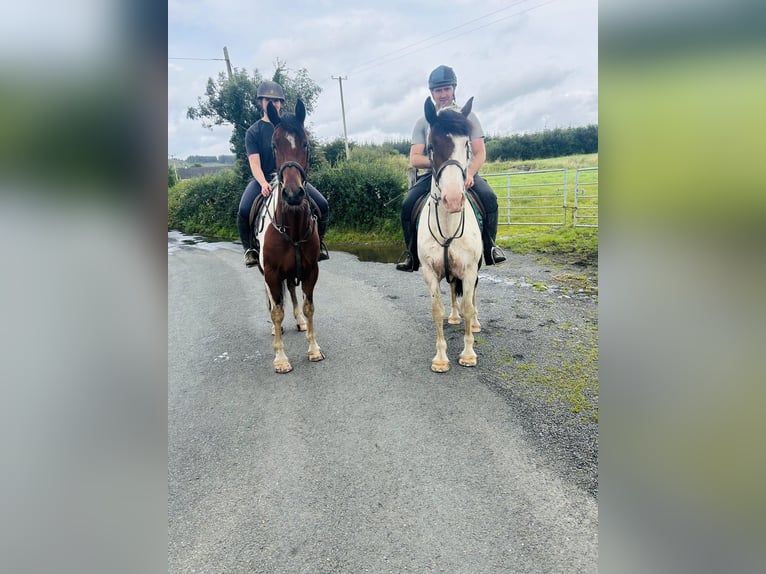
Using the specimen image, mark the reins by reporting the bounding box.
[270,161,317,286]
[427,158,468,285]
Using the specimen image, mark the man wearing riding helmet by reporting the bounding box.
[237,80,330,267]
[396,65,506,271]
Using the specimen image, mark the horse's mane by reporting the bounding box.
[276,112,305,137]
[433,106,471,138]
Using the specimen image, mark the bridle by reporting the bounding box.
[428,139,470,201]
[426,139,471,283]
[270,157,316,285]
[276,160,307,189]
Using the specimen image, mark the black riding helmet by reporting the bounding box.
[428,65,457,90]
[256,80,285,101]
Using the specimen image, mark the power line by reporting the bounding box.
[350,0,559,76]
[170,47,233,79]
[348,0,534,74]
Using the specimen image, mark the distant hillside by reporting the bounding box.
[176,165,235,180]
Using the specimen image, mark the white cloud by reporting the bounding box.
[168,0,597,158]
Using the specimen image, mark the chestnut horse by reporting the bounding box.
[417,97,483,372]
[255,99,324,373]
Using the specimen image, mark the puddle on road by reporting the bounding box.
[329,242,405,264]
[168,230,239,255]
[168,230,404,264]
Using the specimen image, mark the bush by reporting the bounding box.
[168,170,243,239]
[311,155,407,232]
[168,165,178,188]
[167,153,408,239]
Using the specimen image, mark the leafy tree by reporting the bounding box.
[186,59,322,184]
[485,125,599,161]
[186,155,218,164]
[323,138,354,166]
[382,139,411,156]
[168,164,178,188]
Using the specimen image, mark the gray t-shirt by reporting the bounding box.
[411,108,485,174]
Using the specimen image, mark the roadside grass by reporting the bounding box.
[498,317,599,424]
[498,226,598,262]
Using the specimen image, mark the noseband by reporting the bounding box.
[271,159,316,286]
[277,160,307,188]
[431,159,466,199]
[429,139,470,200]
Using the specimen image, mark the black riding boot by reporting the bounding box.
[482,211,507,266]
[237,213,258,267]
[317,211,330,261]
[396,220,418,272]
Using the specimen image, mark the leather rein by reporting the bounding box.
[427,154,468,284]
[269,160,317,285]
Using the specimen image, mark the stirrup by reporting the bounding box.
[395,251,414,272]
[319,241,330,261]
[485,245,506,265]
[244,248,258,268]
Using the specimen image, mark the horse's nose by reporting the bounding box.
[283,183,305,206]
[442,189,465,213]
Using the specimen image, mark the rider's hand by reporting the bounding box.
[260,181,272,196]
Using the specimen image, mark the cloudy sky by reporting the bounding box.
[168,0,597,159]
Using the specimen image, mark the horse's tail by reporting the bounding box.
[454,278,464,298]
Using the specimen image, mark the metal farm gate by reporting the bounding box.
[483,167,598,227]
[573,167,598,228]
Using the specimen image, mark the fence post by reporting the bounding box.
[574,168,580,227]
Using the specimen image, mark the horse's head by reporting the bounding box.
[268,98,310,207]
[425,96,474,213]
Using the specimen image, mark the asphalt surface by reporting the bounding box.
[168,232,598,573]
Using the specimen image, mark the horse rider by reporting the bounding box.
[237,80,330,267]
[396,65,506,272]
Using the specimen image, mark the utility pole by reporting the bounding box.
[331,75,350,160]
[168,154,180,181]
[223,46,233,80]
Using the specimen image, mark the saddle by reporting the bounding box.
[406,188,485,272]
[248,194,269,256]
[248,192,321,257]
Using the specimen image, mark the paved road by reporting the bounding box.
[168,233,598,573]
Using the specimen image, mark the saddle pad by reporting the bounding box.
[413,189,484,231]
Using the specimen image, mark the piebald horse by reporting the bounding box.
[256,99,324,373]
[417,97,483,372]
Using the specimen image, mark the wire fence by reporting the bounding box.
[483,167,598,227]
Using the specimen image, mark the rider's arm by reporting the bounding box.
[409,143,431,170]
[249,153,272,196]
[465,137,486,188]
[467,137,486,177]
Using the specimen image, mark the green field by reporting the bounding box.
[483,153,598,227]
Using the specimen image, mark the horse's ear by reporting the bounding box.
[295,99,306,125]
[266,100,281,126]
[424,97,437,125]
[461,97,474,117]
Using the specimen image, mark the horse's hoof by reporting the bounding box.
[448,316,461,325]
[471,323,481,333]
[431,360,450,373]
[274,361,293,374]
[459,355,477,367]
[308,350,325,362]
[297,323,307,332]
